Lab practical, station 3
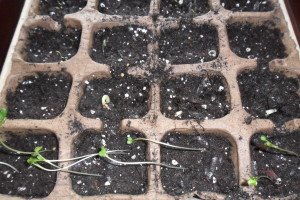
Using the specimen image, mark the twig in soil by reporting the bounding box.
[99,146,186,169]
[102,94,111,110]
[247,176,272,187]
[260,135,299,157]
[127,136,206,152]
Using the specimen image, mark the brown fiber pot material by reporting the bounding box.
[0,0,299,199]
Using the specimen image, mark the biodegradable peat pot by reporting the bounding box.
[0,0,299,199]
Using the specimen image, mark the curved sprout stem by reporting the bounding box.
[0,161,19,172]
[0,141,33,155]
[47,153,98,162]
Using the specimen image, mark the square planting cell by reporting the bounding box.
[238,68,300,125]
[250,131,300,198]
[24,26,81,63]
[161,132,238,195]
[91,25,153,70]
[39,0,87,22]
[220,0,273,12]
[71,130,147,195]
[227,22,286,62]
[160,0,210,18]
[98,0,151,16]
[160,74,230,119]
[6,72,72,119]
[159,24,219,65]
[79,75,150,120]
[0,131,58,198]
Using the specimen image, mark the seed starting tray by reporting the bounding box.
[0,0,299,199]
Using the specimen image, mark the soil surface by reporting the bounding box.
[79,75,149,120]
[39,0,87,22]
[91,25,153,72]
[71,130,147,195]
[250,131,300,198]
[159,24,219,64]
[227,22,286,62]
[98,0,150,16]
[0,131,58,198]
[7,72,72,119]
[160,74,230,119]
[160,0,210,18]
[161,132,238,195]
[238,68,300,125]
[221,0,273,12]
[24,26,81,63]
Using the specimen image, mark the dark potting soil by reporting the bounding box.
[0,131,58,198]
[160,0,210,18]
[250,131,300,198]
[91,25,153,72]
[159,24,219,65]
[220,0,273,12]
[238,68,300,125]
[39,0,87,22]
[160,74,230,120]
[79,75,150,120]
[71,130,147,195]
[7,72,72,119]
[24,26,81,63]
[161,132,238,195]
[98,0,150,16]
[227,22,286,62]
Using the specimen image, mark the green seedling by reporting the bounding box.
[260,135,299,157]
[102,95,111,110]
[0,108,7,127]
[127,136,206,152]
[99,146,185,169]
[247,176,272,187]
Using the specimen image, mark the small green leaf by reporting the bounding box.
[27,155,44,165]
[127,136,134,145]
[99,146,107,157]
[247,176,258,187]
[260,135,267,142]
[0,108,7,126]
[33,146,43,156]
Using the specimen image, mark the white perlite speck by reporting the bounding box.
[85,80,89,84]
[171,160,178,165]
[125,93,129,98]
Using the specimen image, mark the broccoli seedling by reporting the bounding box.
[127,136,206,152]
[0,108,7,127]
[247,176,272,187]
[102,95,111,110]
[260,135,299,157]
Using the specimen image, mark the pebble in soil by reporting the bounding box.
[79,75,150,120]
[221,0,273,12]
[24,26,81,63]
[39,0,87,22]
[91,25,153,71]
[161,132,238,195]
[160,74,230,120]
[98,0,150,16]
[160,0,210,18]
[0,132,58,198]
[159,24,219,65]
[6,72,72,119]
[227,22,286,62]
[71,130,147,195]
[238,68,300,125]
[250,131,300,198]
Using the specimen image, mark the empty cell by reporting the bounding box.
[160,0,210,18]
[0,131,58,198]
[6,72,72,119]
[161,132,238,195]
[24,26,81,63]
[159,24,219,65]
[221,0,273,12]
[39,0,87,22]
[71,130,147,195]
[160,74,230,120]
[238,68,300,125]
[91,26,153,68]
[227,22,286,61]
[98,0,150,16]
[79,76,150,120]
[250,131,300,198]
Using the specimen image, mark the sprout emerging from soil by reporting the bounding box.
[127,136,206,152]
[102,95,111,110]
[0,108,7,126]
[247,176,272,187]
[260,135,299,157]
[99,146,185,169]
